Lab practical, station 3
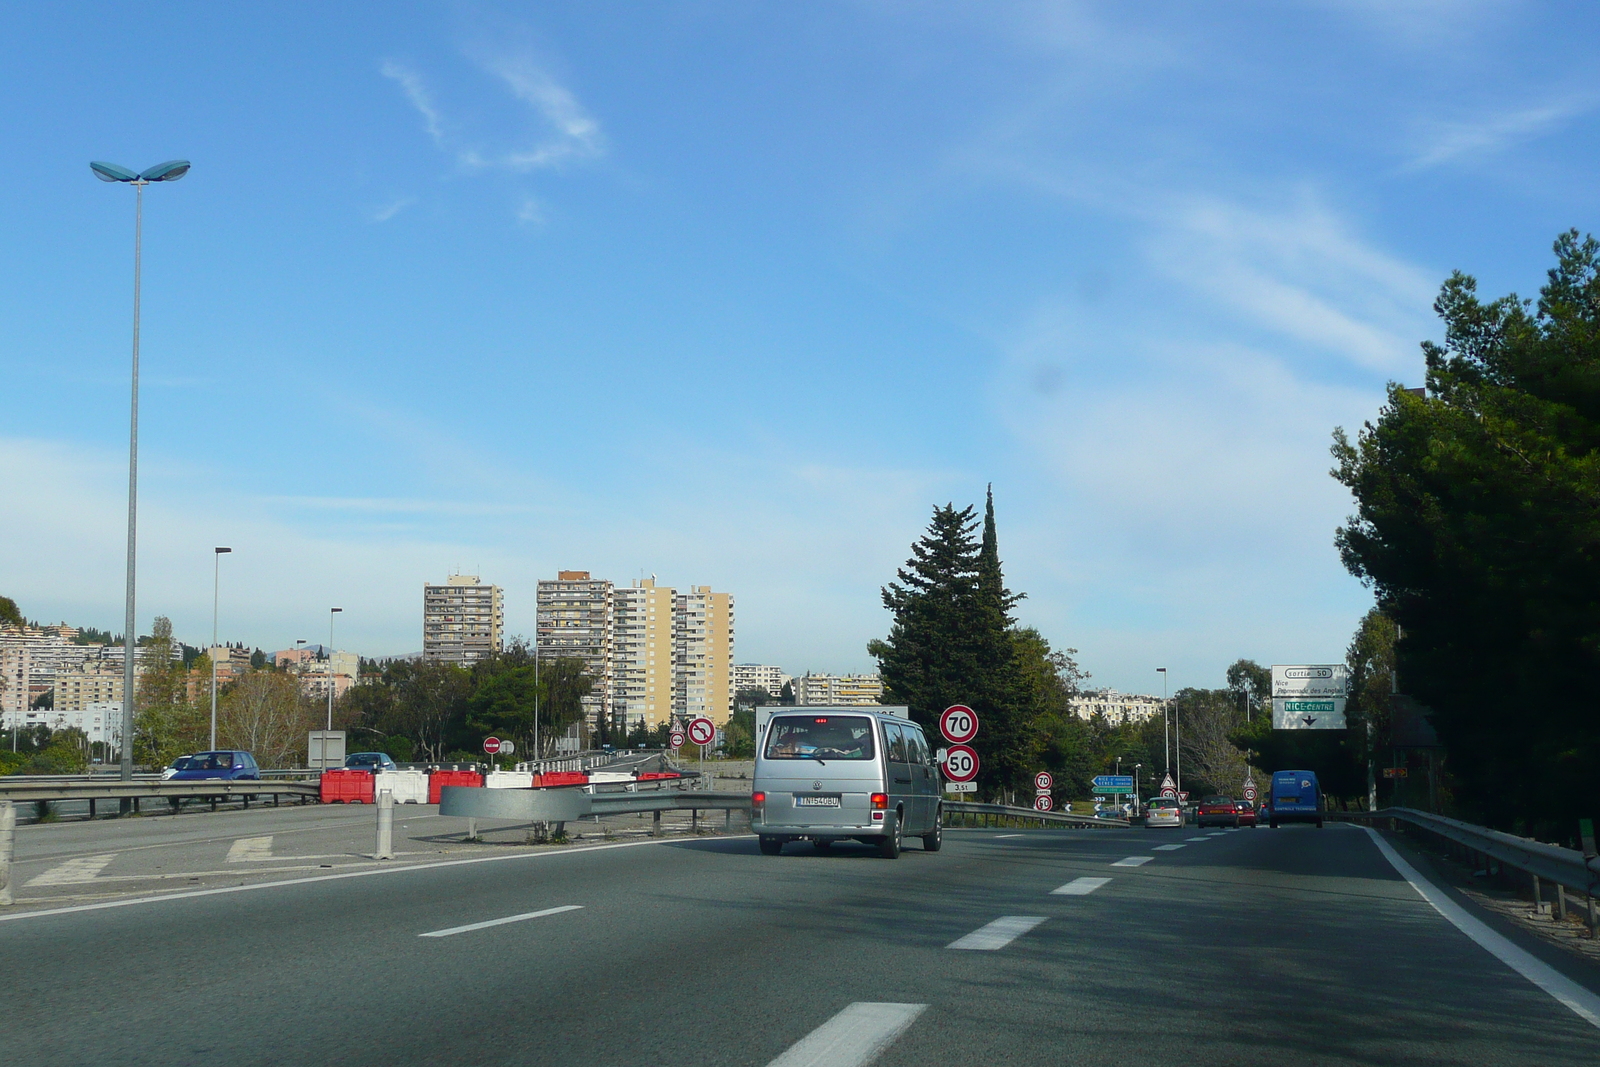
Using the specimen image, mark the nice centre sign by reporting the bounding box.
[1271,665,1348,730]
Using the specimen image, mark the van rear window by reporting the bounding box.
[764,716,875,761]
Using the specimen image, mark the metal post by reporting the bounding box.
[1590,892,1598,936]
[326,608,341,731]
[724,807,732,831]
[1557,882,1568,922]
[691,808,699,833]
[119,181,146,797]
[466,818,476,841]
[1532,873,1544,914]
[210,547,230,751]
[0,800,14,906]
[376,790,394,859]
[653,809,661,837]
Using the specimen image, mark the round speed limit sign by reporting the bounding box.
[1033,794,1054,812]
[939,705,979,745]
[1243,786,1257,802]
[942,744,979,783]
[1034,771,1053,792]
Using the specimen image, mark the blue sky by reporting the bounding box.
[3,2,1596,694]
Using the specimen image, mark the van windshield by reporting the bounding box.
[764,716,875,761]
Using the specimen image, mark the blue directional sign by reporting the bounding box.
[1092,775,1134,794]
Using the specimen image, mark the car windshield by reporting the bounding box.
[1149,799,1179,809]
[1202,796,1232,805]
[170,756,193,770]
[764,716,875,760]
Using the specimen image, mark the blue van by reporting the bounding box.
[1267,769,1323,828]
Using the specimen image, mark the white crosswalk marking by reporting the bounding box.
[1052,877,1112,896]
[1111,855,1153,867]
[1152,843,1185,851]
[26,854,116,886]
[766,1003,928,1067]
[947,915,1047,950]
[226,836,274,863]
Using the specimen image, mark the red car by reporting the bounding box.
[1235,801,1257,828]
[1196,795,1239,828]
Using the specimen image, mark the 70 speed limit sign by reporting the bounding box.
[942,744,979,783]
[940,705,978,745]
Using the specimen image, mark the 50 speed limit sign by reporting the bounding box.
[940,705,979,745]
[942,743,979,783]
[1033,794,1054,812]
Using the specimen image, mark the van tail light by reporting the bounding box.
[752,792,765,810]
[871,793,888,810]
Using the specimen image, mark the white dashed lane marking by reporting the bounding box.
[1152,844,1185,851]
[1052,877,1112,896]
[1111,856,1153,867]
[26,854,116,886]
[766,1003,928,1067]
[226,836,274,863]
[418,905,583,938]
[947,916,1047,950]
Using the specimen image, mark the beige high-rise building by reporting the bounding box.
[733,664,789,701]
[537,571,614,729]
[611,579,678,729]
[791,672,884,706]
[423,575,504,665]
[675,586,735,725]
[52,670,125,714]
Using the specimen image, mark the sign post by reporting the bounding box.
[940,705,979,795]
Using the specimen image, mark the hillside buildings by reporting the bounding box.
[422,574,503,666]
[1069,688,1164,726]
[536,572,735,731]
[732,664,789,698]
[1,623,172,734]
[790,672,885,706]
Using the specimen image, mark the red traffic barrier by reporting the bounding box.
[321,769,375,805]
[637,772,681,781]
[427,769,484,804]
[533,771,588,788]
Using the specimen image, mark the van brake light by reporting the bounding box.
[871,793,888,810]
[752,792,765,807]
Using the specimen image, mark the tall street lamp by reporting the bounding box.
[209,547,232,751]
[327,608,343,731]
[91,159,191,785]
[1156,667,1169,780]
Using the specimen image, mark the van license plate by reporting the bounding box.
[797,796,840,807]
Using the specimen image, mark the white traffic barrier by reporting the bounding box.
[485,771,534,789]
[375,789,395,860]
[373,770,428,804]
[0,800,14,906]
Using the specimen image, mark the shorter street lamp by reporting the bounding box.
[327,608,342,730]
[209,547,231,751]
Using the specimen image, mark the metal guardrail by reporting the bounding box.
[946,801,1128,829]
[1337,807,1600,898]
[0,779,319,806]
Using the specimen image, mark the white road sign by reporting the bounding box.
[687,717,716,746]
[1034,771,1053,792]
[1273,698,1348,730]
[1033,794,1054,812]
[940,705,979,744]
[668,730,687,749]
[1271,664,1350,699]
[943,744,979,783]
[945,781,977,793]
[1243,786,1257,802]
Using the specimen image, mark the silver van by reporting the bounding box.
[750,706,943,858]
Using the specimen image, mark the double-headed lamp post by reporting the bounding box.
[328,608,343,731]
[91,159,190,784]
[209,547,232,751]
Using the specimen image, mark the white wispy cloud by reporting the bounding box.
[1405,98,1591,171]
[380,60,445,146]
[369,196,416,223]
[459,54,605,172]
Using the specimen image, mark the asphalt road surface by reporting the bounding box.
[5,816,1599,1066]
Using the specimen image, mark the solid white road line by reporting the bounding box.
[226,836,274,863]
[1152,844,1185,851]
[1206,832,1227,837]
[1052,877,1112,896]
[995,834,1024,839]
[1111,856,1153,867]
[418,904,583,938]
[0,836,739,925]
[947,915,1047,950]
[766,1002,928,1067]
[25,854,116,887]
[1362,828,1600,1031]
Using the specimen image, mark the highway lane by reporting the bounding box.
[4,822,1599,1066]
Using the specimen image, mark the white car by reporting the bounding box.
[1145,798,1184,828]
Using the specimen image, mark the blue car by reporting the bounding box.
[1267,769,1322,828]
[169,750,260,781]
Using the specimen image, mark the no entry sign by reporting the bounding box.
[669,729,687,749]
[940,705,978,745]
[482,736,502,755]
[687,716,716,746]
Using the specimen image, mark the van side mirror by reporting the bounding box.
[935,748,948,764]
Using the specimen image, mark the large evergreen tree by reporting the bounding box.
[1333,231,1600,831]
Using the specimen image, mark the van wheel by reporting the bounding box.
[759,836,783,855]
[878,813,903,859]
[812,839,832,851]
[922,808,943,852]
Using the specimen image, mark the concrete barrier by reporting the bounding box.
[485,771,535,790]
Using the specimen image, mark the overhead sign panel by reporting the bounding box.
[1092,775,1134,794]
[1271,665,1350,699]
[1272,698,1347,730]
